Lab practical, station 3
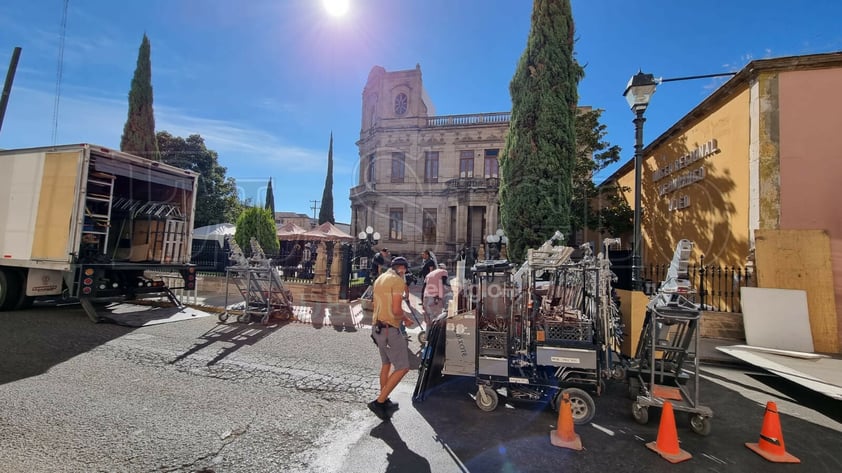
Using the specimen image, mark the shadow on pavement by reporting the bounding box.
[0,305,134,385]
[411,372,842,472]
[170,320,289,366]
[370,421,431,473]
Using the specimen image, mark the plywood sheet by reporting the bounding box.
[755,229,839,353]
[741,287,813,352]
[716,346,842,400]
[31,152,79,260]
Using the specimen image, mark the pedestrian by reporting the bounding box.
[368,256,414,421]
[418,249,437,296]
[370,248,391,279]
[422,262,449,329]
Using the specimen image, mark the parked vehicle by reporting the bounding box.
[0,144,198,321]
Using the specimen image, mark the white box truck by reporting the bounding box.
[0,143,199,322]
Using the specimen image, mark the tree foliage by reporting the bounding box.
[120,34,159,161]
[157,132,242,227]
[265,177,276,217]
[499,0,583,262]
[570,108,632,240]
[234,207,279,256]
[318,132,335,225]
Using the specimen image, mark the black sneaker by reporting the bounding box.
[384,398,399,416]
[367,400,389,421]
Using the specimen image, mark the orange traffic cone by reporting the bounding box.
[646,401,692,463]
[745,401,800,463]
[550,392,583,450]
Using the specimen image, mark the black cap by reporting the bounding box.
[390,256,409,268]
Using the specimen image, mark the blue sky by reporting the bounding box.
[2,1,841,225]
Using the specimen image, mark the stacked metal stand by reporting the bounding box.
[626,239,713,435]
[218,238,294,325]
[414,232,625,425]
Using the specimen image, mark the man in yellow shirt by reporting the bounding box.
[368,256,414,421]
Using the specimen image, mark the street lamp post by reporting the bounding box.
[622,70,738,291]
[357,225,380,253]
[357,226,380,278]
[485,228,508,260]
[623,71,658,291]
[357,225,380,284]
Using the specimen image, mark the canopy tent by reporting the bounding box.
[277,222,309,241]
[302,222,355,242]
[192,223,236,244]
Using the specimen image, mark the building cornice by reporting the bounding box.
[601,50,842,186]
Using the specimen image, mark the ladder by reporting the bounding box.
[83,169,116,254]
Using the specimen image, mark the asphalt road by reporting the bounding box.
[1,302,840,473]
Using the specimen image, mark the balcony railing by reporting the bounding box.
[349,182,376,198]
[445,177,500,190]
[427,112,511,127]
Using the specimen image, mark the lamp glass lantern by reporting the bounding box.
[623,71,658,112]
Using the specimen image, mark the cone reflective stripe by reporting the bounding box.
[745,401,800,463]
[550,392,583,451]
[646,401,692,463]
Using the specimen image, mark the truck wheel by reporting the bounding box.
[13,269,34,310]
[0,268,23,311]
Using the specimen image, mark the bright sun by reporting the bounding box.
[322,0,349,17]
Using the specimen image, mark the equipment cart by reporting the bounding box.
[626,240,713,435]
[413,233,626,426]
[218,238,294,325]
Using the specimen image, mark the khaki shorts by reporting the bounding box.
[372,324,410,371]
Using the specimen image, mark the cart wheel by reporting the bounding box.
[418,331,427,345]
[476,385,498,412]
[689,414,712,436]
[236,314,246,323]
[628,377,641,400]
[218,312,229,323]
[561,388,596,425]
[261,314,270,325]
[632,401,649,425]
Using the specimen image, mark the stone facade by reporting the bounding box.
[274,211,312,229]
[349,65,510,263]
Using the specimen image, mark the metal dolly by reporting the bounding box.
[218,238,294,325]
[626,240,713,435]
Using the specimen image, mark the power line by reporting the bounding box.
[52,0,69,145]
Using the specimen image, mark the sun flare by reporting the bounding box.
[322,0,349,17]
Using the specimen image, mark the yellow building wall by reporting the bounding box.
[617,88,752,268]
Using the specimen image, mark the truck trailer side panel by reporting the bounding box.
[0,151,51,262]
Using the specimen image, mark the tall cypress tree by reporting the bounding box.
[318,132,335,224]
[265,177,276,218]
[499,0,583,261]
[120,33,159,160]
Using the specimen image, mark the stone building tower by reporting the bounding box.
[350,64,510,264]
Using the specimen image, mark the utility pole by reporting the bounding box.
[309,200,320,226]
[0,47,22,136]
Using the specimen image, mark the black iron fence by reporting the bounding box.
[641,255,753,313]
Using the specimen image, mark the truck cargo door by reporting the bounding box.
[31,152,80,260]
